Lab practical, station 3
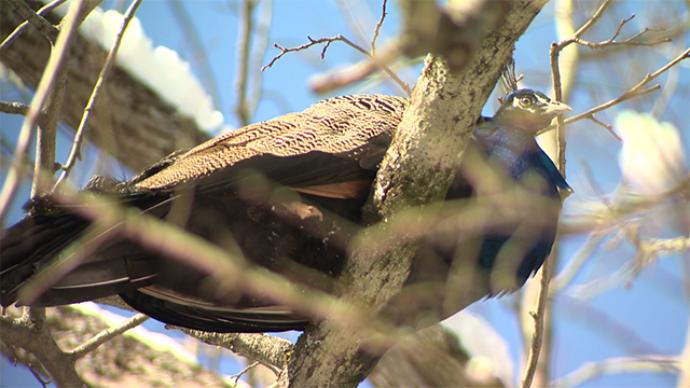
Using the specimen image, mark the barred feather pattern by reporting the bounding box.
[136,95,409,190]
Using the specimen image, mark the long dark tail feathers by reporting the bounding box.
[0,191,164,308]
[120,290,307,333]
[0,208,89,307]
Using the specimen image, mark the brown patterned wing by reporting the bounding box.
[134,95,408,194]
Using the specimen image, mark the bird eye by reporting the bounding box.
[519,96,534,106]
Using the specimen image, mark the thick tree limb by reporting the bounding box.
[0,1,209,172]
[0,311,85,387]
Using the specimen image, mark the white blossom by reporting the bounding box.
[616,110,686,194]
[442,311,514,387]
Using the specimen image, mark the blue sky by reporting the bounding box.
[2,0,689,387]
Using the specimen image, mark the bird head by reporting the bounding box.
[494,89,572,132]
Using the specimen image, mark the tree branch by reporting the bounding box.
[552,355,679,388]
[180,329,293,372]
[67,313,148,360]
[0,313,85,387]
[0,1,210,173]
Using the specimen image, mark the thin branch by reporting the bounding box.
[0,0,65,54]
[557,84,660,129]
[521,252,554,388]
[370,0,387,53]
[588,114,621,141]
[552,355,679,388]
[0,100,30,115]
[309,39,409,94]
[67,313,149,360]
[552,233,605,291]
[540,3,680,140]
[635,237,690,273]
[572,0,612,38]
[232,361,260,385]
[263,34,410,95]
[262,34,369,71]
[52,0,143,191]
[540,47,689,135]
[0,0,85,225]
[522,0,600,384]
[247,0,273,121]
[235,0,257,126]
[32,39,71,196]
[574,18,671,49]
[7,0,59,43]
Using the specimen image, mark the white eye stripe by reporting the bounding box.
[534,94,551,105]
[512,94,551,109]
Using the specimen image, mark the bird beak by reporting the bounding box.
[544,101,572,115]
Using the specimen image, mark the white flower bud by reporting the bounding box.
[616,110,686,194]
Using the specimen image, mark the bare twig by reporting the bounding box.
[32,39,71,196]
[68,313,149,360]
[248,0,273,121]
[574,18,671,49]
[309,39,409,94]
[262,34,368,71]
[572,0,612,38]
[521,251,554,388]
[234,0,257,126]
[232,361,260,385]
[263,34,410,95]
[0,0,85,224]
[552,355,679,388]
[553,85,660,132]
[634,237,690,274]
[588,114,621,141]
[0,100,31,115]
[540,43,689,136]
[7,0,59,43]
[370,0,387,53]
[541,0,678,141]
[52,0,143,191]
[0,0,65,54]
[552,233,605,291]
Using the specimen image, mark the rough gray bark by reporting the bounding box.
[287,1,548,386]
[0,1,209,172]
